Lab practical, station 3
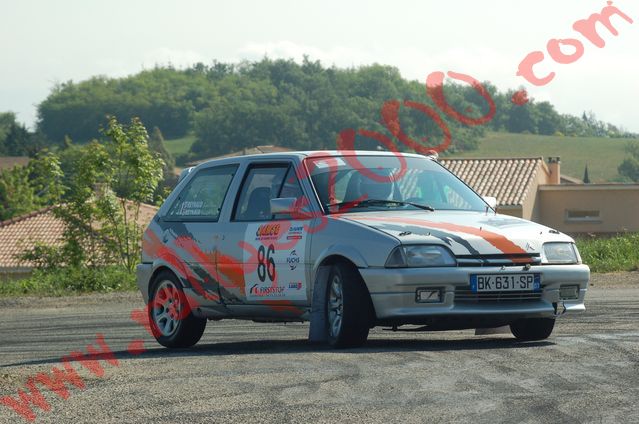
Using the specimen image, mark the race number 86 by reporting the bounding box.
[257,244,276,282]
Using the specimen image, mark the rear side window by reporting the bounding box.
[167,165,237,220]
[233,165,288,221]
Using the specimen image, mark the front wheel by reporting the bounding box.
[148,271,206,348]
[326,263,373,348]
[510,318,555,341]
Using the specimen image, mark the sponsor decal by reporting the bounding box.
[249,283,286,297]
[287,250,300,270]
[286,225,304,240]
[255,223,281,240]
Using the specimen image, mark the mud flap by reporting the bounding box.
[308,265,331,343]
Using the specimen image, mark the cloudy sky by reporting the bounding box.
[1,0,638,131]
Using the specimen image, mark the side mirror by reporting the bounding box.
[483,196,497,209]
[270,197,299,215]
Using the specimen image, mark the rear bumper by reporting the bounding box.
[359,264,589,323]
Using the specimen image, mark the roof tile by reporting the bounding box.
[440,157,544,207]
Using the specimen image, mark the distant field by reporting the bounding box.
[451,132,634,183]
[164,134,196,156]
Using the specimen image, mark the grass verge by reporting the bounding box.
[0,266,136,297]
[576,233,639,273]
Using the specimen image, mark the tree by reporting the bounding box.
[95,116,165,271]
[149,126,175,170]
[618,141,639,182]
[149,126,177,197]
[33,59,637,158]
[506,102,537,133]
[535,102,561,135]
[583,165,591,184]
[0,151,64,220]
[0,112,44,156]
[52,117,165,271]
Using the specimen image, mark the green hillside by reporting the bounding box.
[167,131,633,183]
[450,132,634,183]
[165,134,196,157]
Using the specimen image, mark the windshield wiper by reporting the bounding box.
[327,199,435,212]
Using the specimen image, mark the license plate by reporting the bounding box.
[470,273,541,292]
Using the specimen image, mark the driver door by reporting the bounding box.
[216,162,312,312]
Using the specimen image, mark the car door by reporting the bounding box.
[217,161,313,313]
[160,164,238,306]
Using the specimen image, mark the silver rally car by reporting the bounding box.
[136,151,589,348]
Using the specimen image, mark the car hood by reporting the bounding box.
[339,210,573,257]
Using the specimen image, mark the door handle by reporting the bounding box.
[162,231,169,243]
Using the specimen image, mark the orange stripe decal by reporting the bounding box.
[350,215,528,255]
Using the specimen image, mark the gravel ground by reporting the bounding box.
[1,275,638,423]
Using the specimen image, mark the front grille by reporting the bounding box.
[455,286,543,303]
[456,253,541,267]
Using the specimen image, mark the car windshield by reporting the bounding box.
[306,155,488,214]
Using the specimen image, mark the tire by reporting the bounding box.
[510,318,555,341]
[326,262,373,348]
[148,271,206,348]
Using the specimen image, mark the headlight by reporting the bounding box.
[542,242,578,264]
[386,245,457,268]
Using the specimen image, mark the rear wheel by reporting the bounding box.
[510,318,555,341]
[326,263,373,348]
[148,271,206,348]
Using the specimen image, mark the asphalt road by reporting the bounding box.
[0,286,638,423]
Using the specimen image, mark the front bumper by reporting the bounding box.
[359,264,589,323]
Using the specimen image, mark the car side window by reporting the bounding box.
[167,165,237,220]
[234,165,288,221]
[278,166,304,199]
[273,166,307,220]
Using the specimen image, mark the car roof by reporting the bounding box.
[193,150,433,169]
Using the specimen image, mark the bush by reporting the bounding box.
[576,233,639,273]
[0,266,136,297]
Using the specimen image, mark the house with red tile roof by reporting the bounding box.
[441,157,639,235]
[0,202,158,277]
[440,157,556,222]
[0,156,30,171]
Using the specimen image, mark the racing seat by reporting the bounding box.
[243,187,272,220]
[343,171,363,203]
[344,170,400,203]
